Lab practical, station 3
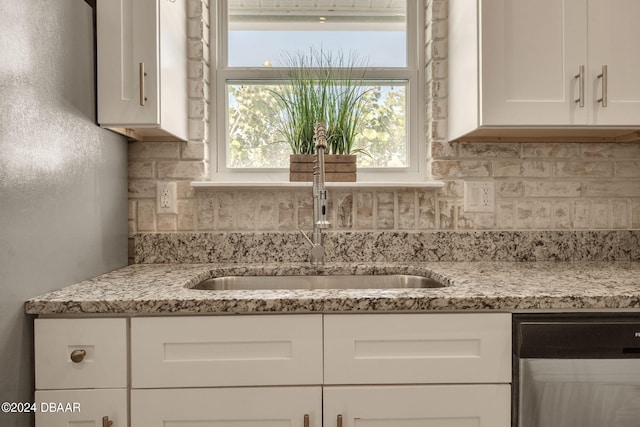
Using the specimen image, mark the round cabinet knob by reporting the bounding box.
[70,349,86,363]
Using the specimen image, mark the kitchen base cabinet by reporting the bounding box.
[324,385,511,427]
[131,387,322,427]
[35,389,127,427]
[34,313,512,427]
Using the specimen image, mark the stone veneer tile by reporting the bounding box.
[398,191,416,229]
[277,192,294,230]
[497,181,524,198]
[177,199,196,230]
[522,143,580,158]
[256,192,276,230]
[218,191,235,230]
[297,192,313,229]
[612,200,629,229]
[432,160,491,178]
[417,191,436,229]
[583,181,640,198]
[573,200,591,229]
[553,201,572,229]
[335,192,354,229]
[516,201,535,229]
[460,142,520,158]
[137,200,156,231]
[554,161,613,178]
[615,161,640,177]
[582,143,640,158]
[632,201,640,229]
[592,201,610,229]
[356,192,374,229]
[196,192,215,230]
[496,201,515,229]
[524,181,581,198]
[377,192,395,229]
[438,200,456,230]
[493,160,552,178]
[534,201,553,229]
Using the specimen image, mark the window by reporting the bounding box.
[211,0,425,183]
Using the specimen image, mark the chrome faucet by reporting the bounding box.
[301,123,330,265]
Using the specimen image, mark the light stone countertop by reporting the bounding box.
[25,261,640,315]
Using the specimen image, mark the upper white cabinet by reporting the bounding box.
[97,0,187,141]
[449,0,640,142]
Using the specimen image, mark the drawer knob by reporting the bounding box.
[70,349,86,363]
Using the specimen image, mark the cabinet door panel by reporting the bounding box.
[131,387,322,427]
[131,315,323,388]
[324,385,510,427]
[481,0,587,125]
[588,0,640,124]
[97,0,159,125]
[324,313,511,385]
[35,389,127,427]
[35,318,127,390]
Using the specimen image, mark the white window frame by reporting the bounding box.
[210,0,427,183]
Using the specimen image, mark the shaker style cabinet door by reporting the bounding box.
[35,389,127,427]
[588,0,640,125]
[131,387,322,427]
[97,0,187,140]
[324,385,511,427]
[480,0,588,126]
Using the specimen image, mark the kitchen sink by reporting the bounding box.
[191,274,447,290]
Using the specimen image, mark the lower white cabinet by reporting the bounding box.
[35,389,127,427]
[131,387,322,427]
[34,313,512,427]
[324,385,511,427]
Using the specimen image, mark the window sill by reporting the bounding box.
[191,181,445,190]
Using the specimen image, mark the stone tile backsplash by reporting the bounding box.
[127,0,640,262]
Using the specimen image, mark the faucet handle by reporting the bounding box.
[314,122,327,150]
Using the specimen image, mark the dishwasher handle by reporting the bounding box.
[516,321,640,359]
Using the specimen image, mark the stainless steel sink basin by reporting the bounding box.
[192,275,446,290]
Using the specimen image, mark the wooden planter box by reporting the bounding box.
[289,154,356,182]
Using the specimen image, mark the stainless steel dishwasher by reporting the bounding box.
[513,314,640,427]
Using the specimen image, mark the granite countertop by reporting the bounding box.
[25,261,640,315]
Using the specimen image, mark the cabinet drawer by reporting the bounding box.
[324,313,511,384]
[34,318,127,390]
[131,315,323,388]
[132,387,322,427]
[35,389,127,427]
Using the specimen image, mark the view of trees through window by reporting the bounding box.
[227,82,408,169]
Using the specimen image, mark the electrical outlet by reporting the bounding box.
[464,181,495,213]
[157,182,177,214]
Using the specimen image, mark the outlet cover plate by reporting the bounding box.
[464,181,495,213]
[157,182,178,214]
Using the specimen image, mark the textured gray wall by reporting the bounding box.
[0,1,128,426]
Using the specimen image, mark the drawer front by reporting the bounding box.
[131,314,323,388]
[131,387,322,427]
[324,384,511,427]
[34,318,127,390]
[324,313,511,384]
[35,389,127,427]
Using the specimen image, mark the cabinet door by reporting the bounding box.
[324,385,511,427]
[481,0,587,126]
[324,313,511,385]
[131,315,323,388]
[131,387,322,427]
[588,0,640,125]
[35,318,127,390]
[35,389,127,427]
[97,0,159,126]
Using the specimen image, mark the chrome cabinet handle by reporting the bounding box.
[337,414,343,427]
[102,416,113,427]
[70,349,86,363]
[304,414,309,427]
[574,65,584,107]
[139,62,147,106]
[597,65,608,107]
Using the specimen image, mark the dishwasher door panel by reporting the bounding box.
[519,359,640,427]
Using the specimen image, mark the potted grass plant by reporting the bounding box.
[272,48,370,182]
